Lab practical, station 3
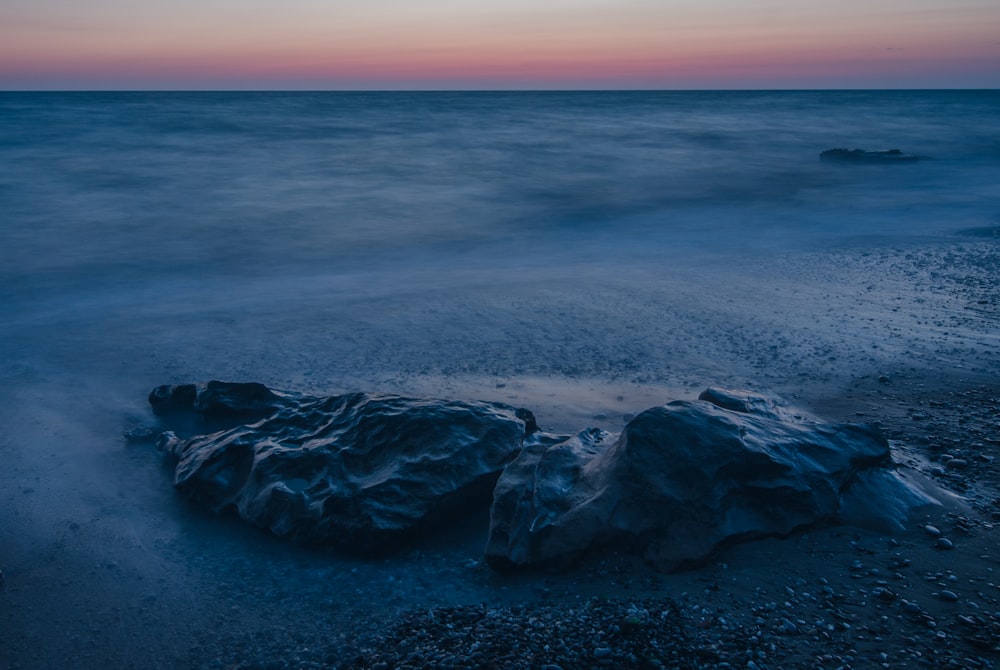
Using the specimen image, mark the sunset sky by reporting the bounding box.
[2,0,998,89]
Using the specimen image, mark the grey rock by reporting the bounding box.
[779,619,799,635]
[149,380,297,420]
[156,385,535,554]
[820,148,924,163]
[123,425,158,442]
[486,388,943,572]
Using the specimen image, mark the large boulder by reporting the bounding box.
[155,386,536,554]
[485,388,939,572]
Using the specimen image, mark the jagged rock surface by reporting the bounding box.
[485,388,939,572]
[154,384,535,554]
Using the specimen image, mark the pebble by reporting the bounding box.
[339,599,697,670]
[123,425,157,442]
[779,618,799,635]
[924,524,942,537]
[935,538,955,550]
[939,590,959,602]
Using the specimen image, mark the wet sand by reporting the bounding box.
[2,234,999,669]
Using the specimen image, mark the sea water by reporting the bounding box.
[3,91,999,398]
[2,90,999,666]
[2,90,1000,434]
[3,90,1000,429]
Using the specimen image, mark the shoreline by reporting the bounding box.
[4,369,996,670]
[2,237,999,669]
[334,369,1000,670]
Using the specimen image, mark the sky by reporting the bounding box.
[1,0,998,90]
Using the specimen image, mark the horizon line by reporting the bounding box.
[2,86,998,93]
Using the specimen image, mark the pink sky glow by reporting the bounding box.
[1,1,998,89]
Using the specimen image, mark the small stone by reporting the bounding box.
[939,590,959,602]
[123,426,157,442]
[935,538,954,550]
[779,619,798,635]
[924,525,942,537]
[945,459,969,470]
[593,647,612,658]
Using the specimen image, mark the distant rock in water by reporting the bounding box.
[154,383,536,554]
[485,388,942,572]
[820,148,923,163]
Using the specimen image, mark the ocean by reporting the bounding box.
[2,90,999,668]
[3,91,998,406]
[2,89,1000,425]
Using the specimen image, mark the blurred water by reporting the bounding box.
[2,91,999,668]
[3,91,999,300]
[0,92,997,382]
[1,90,998,406]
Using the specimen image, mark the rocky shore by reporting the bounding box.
[157,377,1000,670]
[337,515,998,670]
[3,239,999,670]
[336,378,1000,670]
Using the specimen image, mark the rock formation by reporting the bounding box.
[154,383,535,554]
[150,380,298,420]
[485,388,940,571]
[820,148,923,163]
[147,383,942,568]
